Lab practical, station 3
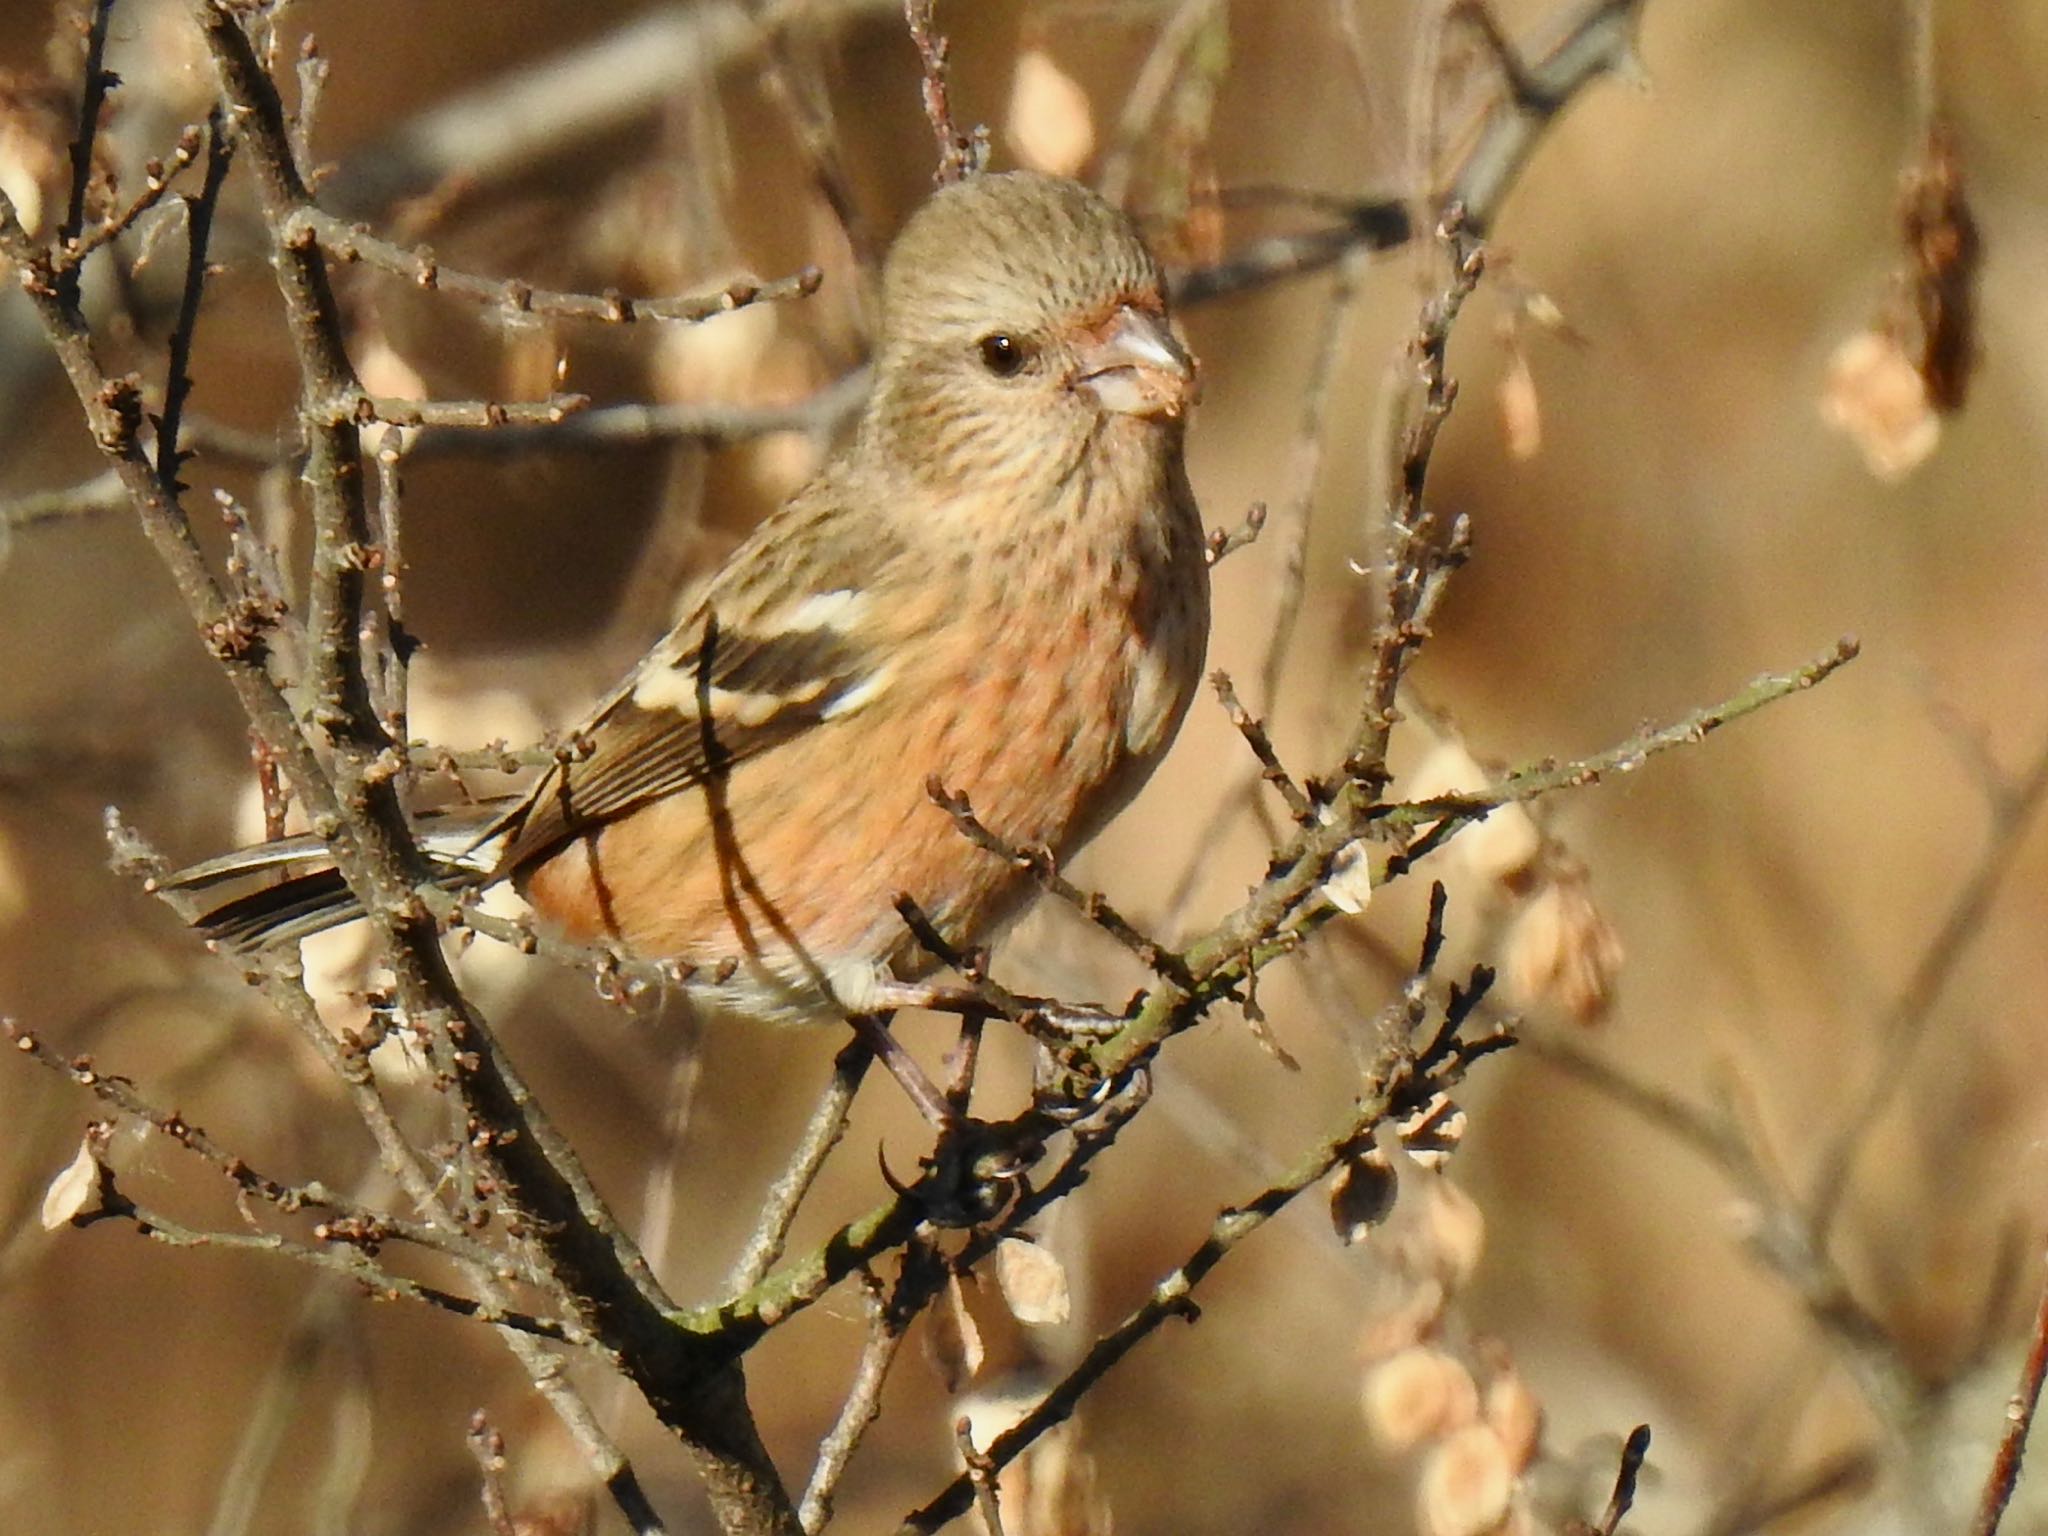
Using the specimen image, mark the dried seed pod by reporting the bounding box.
[1363,1345,1481,1452]
[1501,868,1623,1024]
[1331,1149,1399,1242]
[1006,50,1095,177]
[1483,1366,1544,1472]
[1417,1423,1516,1536]
[1821,329,1939,482]
[994,1237,1072,1327]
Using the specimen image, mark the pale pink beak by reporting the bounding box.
[1073,305,1196,419]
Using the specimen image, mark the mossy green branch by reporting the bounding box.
[1091,637,1861,1069]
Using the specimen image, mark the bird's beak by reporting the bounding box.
[1073,305,1196,420]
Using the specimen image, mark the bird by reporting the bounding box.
[167,170,1210,1117]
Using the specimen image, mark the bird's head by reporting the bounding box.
[859,171,1196,504]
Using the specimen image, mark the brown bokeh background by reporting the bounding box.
[4,1,2047,1532]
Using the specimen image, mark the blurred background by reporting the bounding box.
[4,1,2047,1532]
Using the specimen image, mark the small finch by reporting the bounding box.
[172,171,1210,1104]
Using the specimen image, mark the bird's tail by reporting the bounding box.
[162,810,511,954]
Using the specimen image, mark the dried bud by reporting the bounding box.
[41,1132,108,1229]
[1419,1177,1487,1292]
[1900,122,1979,411]
[1362,1345,1481,1452]
[1820,329,1939,481]
[1005,50,1095,177]
[994,1237,1071,1327]
[1417,1424,1516,1536]
[1501,869,1623,1024]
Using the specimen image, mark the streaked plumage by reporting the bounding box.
[173,171,1210,1024]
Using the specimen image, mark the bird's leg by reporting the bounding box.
[846,1010,957,1128]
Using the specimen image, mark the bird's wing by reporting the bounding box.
[490,485,904,870]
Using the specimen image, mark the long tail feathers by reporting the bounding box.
[163,813,510,955]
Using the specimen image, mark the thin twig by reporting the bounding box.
[108,823,672,1533]
[61,122,207,269]
[0,375,864,536]
[367,394,591,430]
[799,1272,907,1533]
[1576,1424,1651,1536]
[953,1416,1007,1536]
[1969,1246,2048,1536]
[202,1283,353,1536]
[1209,671,1315,825]
[468,1414,518,1536]
[1105,639,1861,1068]
[1526,1027,1919,1424]
[900,953,1503,1531]
[0,469,128,531]
[1442,0,1645,235]
[1203,500,1266,565]
[323,1,903,217]
[301,204,823,326]
[1097,0,1226,206]
[1343,222,1483,792]
[745,0,878,286]
[1263,252,1366,712]
[45,20,788,1519]
[726,1042,873,1294]
[7,1018,449,1248]
[927,778,1196,991]
[156,111,235,490]
[904,1,979,183]
[55,0,117,311]
[1807,726,2048,1242]
[61,1173,581,1343]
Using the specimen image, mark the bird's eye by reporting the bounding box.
[977,333,1030,378]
